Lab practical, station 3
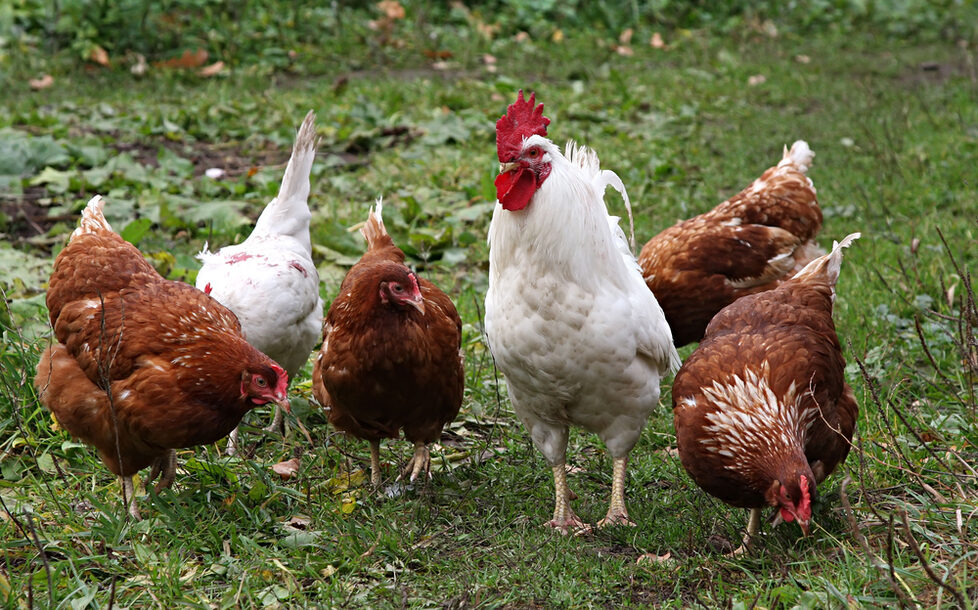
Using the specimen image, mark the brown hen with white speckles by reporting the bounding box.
[639,141,822,346]
[312,200,464,487]
[35,196,290,519]
[672,233,859,551]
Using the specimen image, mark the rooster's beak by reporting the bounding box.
[798,519,810,537]
[499,162,519,174]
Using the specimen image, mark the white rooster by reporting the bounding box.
[485,92,680,533]
[196,111,323,454]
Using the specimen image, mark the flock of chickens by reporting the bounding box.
[33,92,858,554]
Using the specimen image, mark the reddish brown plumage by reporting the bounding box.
[34,196,289,481]
[312,201,464,480]
[639,141,822,346]
[672,234,859,536]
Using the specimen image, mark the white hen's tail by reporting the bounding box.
[792,232,860,293]
[71,195,113,239]
[251,111,319,244]
[778,140,814,175]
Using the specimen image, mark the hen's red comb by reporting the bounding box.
[496,90,550,162]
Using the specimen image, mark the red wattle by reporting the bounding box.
[495,168,537,211]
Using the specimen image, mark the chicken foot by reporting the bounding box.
[547,463,591,535]
[398,441,431,483]
[597,457,636,528]
[730,507,762,556]
[369,440,383,487]
[225,426,241,456]
[225,405,285,457]
[146,449,177,494]
[121,475,140,520]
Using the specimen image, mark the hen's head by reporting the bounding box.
[768,475,814,536]
[495,90,552,211]
[240,362,291,413]
[375,262,425,315]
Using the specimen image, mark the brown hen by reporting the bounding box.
[672,233,859,553]
[34,196,290,519]
[639,141,822,346]
[312,200,464,487]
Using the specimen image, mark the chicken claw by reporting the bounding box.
[729,507,762,556]
[548,463,592,535]
[597,457,636,528]
[398,441,431,483]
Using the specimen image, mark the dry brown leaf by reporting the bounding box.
[377,0,405,20]
[89,45,110,67]
[795,54,811,64]
[748,74,767,86]
[551,29,564,43]
[272,458,300,480]
[29,74,54,90]
[514,31,531,43]
[614,45,634,57]
[423,49,453,60]
[285,515,311,529]
[198,61,225,77]
[637,551,673,565]
[130,53,148,76]
[619,28,634,44]
[650,32,665,49]
[155,49,209,70]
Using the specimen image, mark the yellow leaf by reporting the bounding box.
[89,45,110,66]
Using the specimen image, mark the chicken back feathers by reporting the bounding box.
[195,111,323,378]
[639,141,823,346]
[672,233,859,530]
[35,196,289,478]
[312,200,463,449]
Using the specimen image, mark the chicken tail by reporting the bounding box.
[361,198,389,249]
[251,111,318,241]
[778,140,814,174]
[792,232,860,289]
[71,195,113,240]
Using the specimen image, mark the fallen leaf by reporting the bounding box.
[29,74,54,90]
[130,53,148,76]
[89,45,110,67]
[747,74,767,86]
[204,168,226,180]
[155,49,209,70]
[619,28,634,44]
[272,458,300,480]
[614,45,634,57]
[637,551,672,565]
[551,29,564,43]
[795,54,811,64]
[198,61,225,77]
[482,54,496,65]
[423,49,453,60]
[514,31,530,43]
[285,515,311,529]
[377,0,405,19]
[650,32,665,48]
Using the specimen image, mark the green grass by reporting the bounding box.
[2,5,977,608]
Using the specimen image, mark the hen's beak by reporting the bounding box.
[499,162,519,174]
[798,519,811,537]
[274,394,292,414]
[407,294,426,315]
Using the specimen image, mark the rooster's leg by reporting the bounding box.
[547,463,591,535]
[121,475,140,520]
[398,441,431,483]
[730,508,762,556]
[153,449,177,494]
[263,405,284,435]
[369,440,383,487]
[225,426,240,456]
[597,456,636,528]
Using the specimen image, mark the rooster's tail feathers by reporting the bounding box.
[792,231,860,288]
[361,198,389,249]
[779,140,814,174]
[71,195,113,240]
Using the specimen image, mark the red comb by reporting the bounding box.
[496,90,550,162]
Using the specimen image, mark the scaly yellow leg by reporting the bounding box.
[398,441,431,483]
[598,456,636,528]
[369,440,382,487]
[546,463,591,535]
[730,507,762,556]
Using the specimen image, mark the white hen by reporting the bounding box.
[485,92,680,533]
[196,111,323,454]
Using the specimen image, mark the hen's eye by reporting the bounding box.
[255,377,268,388]
[392,283,404,293]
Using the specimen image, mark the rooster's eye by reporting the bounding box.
[255,376,267,388]
[527,148,539,158]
